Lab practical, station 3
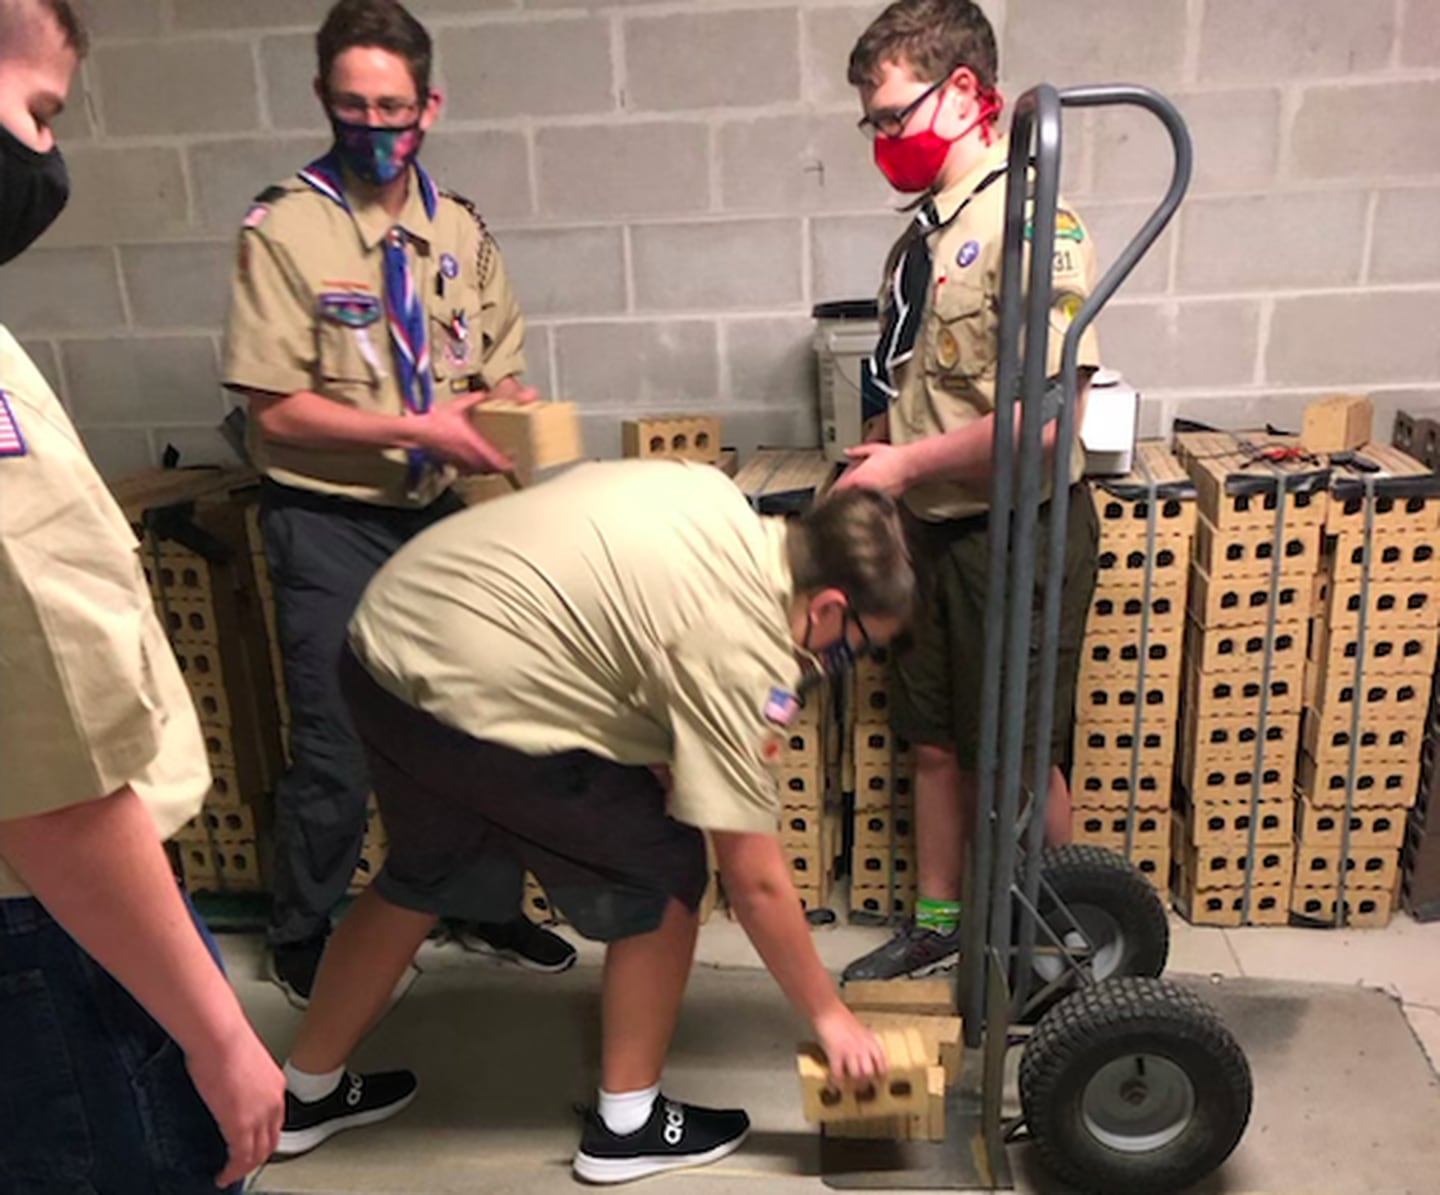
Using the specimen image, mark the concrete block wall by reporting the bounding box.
[1,0,1438,475]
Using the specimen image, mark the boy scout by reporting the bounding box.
[223,0,571,1005]
[0,1,284,1190]
[836,0,1101,981]
[266,464,912,1183]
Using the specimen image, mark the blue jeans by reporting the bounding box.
[0,892,239,1194]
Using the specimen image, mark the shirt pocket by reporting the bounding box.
[924,280,995,384]
[316,294,385,395]
[429,305,484,391]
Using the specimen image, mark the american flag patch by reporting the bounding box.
[763,686,799,727]
[0,391,26,457]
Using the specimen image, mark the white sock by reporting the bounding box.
[598,1083,660,1136]
[284,1060,345,1104]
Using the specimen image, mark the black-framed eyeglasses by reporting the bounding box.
[857,74,949,141]
[329,92,424,127]
[848,606,877,658]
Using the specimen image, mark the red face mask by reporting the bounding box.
[873,87,1004,194]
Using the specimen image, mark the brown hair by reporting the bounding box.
[0,0,89,56]
[847,0,998,92]
[788,488,914,619]
[317,0,432,99]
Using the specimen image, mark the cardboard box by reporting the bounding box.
[1301,394,1373,453]
[470,400,583,484]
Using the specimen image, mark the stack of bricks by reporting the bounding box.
[848,649,917,922]
[1402,671,1440,921]
[1298,443,1440,927]
[111,467,283,897]
[1170,434,1323,926]
[779,689,838,914]
[1071,442,1194,896]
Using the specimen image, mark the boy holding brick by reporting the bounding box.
[835,0,1102,981]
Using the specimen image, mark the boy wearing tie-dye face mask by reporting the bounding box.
[222,0,574,1013]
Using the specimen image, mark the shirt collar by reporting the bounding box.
[297,151,439,251]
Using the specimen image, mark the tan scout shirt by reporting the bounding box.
[889,136,1102,522]
[0,328,210,898]
[349,461,804,834]
[223,163,527,509]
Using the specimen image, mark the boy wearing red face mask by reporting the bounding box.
[834,0,1102,982]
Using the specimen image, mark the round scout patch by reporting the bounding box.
[936,328,960,370]
[956,239,981,268]
[440,252,460,279]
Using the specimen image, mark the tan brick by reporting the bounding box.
[172,0,333,31]
[260,34,327,133]
[626,9,800,111]
[1199,0,1395,83]
[62,336,223,424]
[189,136,329,233]
[633,219,803,311]
[121,243,234,330]
[718,113,894,214]
[725,316,816,406]
[803,6,876,104]
[1004,0,1186,89]
[78,427,155,480]
[537,123,708,219]
[1080,201,1173,297]
[1100,300,1261,389]
[0,248,124,334]
[1402,0,1440,66]
[1091,89,1281,199]
[1177,192,1368,293]
[45,147,191,246]
[492,227,625,318]
[1291,82,1440,180]
[811,214,905,303]
[441,19,613,120]
[553,320,718,407]
[1267,292,1440,387]
[422,131,534,223]
[1369,187,1440,284]
[91,0,163,38]
[96,40,260,136]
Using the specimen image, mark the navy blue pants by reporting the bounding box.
[0,893,238,1194]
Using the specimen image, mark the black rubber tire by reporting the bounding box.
[1019,976,1253,1195]
[1022,843,1170,1015]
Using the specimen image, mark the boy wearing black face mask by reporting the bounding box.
[222,0,572,1006]
[0,1,285,1190]
[834,0,1102,982]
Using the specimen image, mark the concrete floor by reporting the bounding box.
[233,913,1440,1194]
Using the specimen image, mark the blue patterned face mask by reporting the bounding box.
[328,112,424,186]
[798,603,871,687]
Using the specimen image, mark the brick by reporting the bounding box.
[1003,0,1186,89]
[0,248,124,334]
[260,34,327,133]
[1091,89,1281,199]
[537,123,708,219]
[62,336,222,425]
[621,414,721,462]
[1100,300,1260,389]
[491,227,625,318]
[1079,202,1171,297]
[470,400,583,484]
[441,19,613,121]
[1178,192,1367,293]
[97,40,260,136]
[725,317,817,410]
[1199,0,1395,83]
[718,112,895,214]
[189,136,329,234]
[633,219,802,311]
[171,0,333,31]
[1402,0,1440,66]
[90,0,164,38]
[554,320,717,408]
[812,214,905,302]
[803,6,876,104]
[1370,188,1440,284]
[422,131,534,223]
[1268,292,1440,388]
[122,243,234,331]
[45,147,190,246]
[78,427,155,479]
[626,9,799,112]
[1292,82,1440,180]
[17,339,64,398]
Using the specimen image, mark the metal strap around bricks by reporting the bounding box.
[1338,474,1378,928]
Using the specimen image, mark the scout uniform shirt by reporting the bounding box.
[223,158,526,509]
[887,135,1102,522]
[0,328,211,897]
[348,461,804,834]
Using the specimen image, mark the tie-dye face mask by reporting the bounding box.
[328,113,425,186]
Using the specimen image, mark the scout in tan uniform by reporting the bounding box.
[266,463,913,1183]
[836,0,1102,981]
[223,0,571,1006]
[0,2,283,1190]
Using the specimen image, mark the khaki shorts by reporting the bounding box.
[889,485,1098,772]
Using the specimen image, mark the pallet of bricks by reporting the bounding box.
[110,467,285,897]
[1070,442,1194,895]
[1172,427,1326,926]
[1303,437,1440,926]
[848,649,916,924]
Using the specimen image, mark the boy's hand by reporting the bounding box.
[813,1004,889,1086]
[835,442,912,497]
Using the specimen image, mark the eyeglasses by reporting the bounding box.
[848,607,877,658]
[857,74,949,141]
[329,92,423,127]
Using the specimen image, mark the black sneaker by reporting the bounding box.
[274,1069,418,1158]
[268,933,328,1009]
[841,919,963,982]
[448,916,577,973]
[573,1096,750,1184]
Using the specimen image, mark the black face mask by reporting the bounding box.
[0,124,69,266]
